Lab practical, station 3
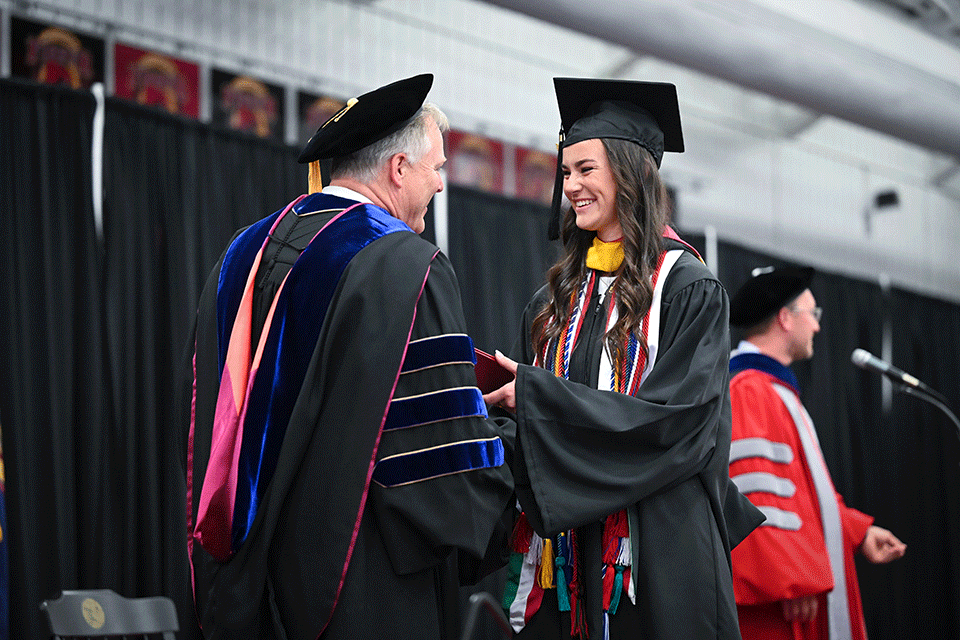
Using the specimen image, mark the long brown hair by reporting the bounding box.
[531,138,670,367]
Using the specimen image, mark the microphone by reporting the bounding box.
[852,349,958,430]
[851,348,924,389]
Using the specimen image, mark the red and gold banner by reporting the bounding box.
[446,130,504,194]
[515,147,557,206]
[10,15,104,89]
[114,42,199,117]
[211,69,285,142]
[297,90,347,148]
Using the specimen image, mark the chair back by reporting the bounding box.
[40,589,178,640]
[459,591,513,640]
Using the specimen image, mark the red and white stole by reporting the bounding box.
[505,247,684,637]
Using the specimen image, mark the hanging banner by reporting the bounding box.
[114,42,199,118]
[446,130,504,195]
[211,69,285,142]
[515,147,556,206]
[10,15,104,89]
[297,90,346,148]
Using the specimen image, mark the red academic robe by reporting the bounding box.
[729,363,873,640]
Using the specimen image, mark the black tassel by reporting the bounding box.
[548,127,565,241]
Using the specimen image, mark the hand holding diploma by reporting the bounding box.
[479,350,518,413]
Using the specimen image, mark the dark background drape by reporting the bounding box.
[875,288,960,638]
[0,79,306,639]
[98,97,306,638]
[445,186,558,354]
[0,78,109,640]
[1,78,958,639]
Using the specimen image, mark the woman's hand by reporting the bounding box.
[482,351,519,413]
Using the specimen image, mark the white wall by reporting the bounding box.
[681,141,960,300]
[675,112,960,301]
[6,0,958,302]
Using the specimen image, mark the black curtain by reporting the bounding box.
[0,79,109,640]
[3,76,960,640]
[99,97,306,639]
[805,272,887,510]
[0,78,305,640]
[446,186,558,354]
[869,287,960,639]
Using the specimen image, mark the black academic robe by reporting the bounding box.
[511,238,762,639]
[187,193,514,640]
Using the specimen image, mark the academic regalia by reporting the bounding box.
[728,346,873,640]
[501,76,760,639]
[186,191,514,640]
[504,236,762,639]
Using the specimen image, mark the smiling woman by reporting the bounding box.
[490,77,764,640]
[561,138,621,242]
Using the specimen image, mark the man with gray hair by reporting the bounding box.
[186,74,514,640]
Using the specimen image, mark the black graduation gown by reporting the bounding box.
[187,194,514,640]
[511,239,762,639]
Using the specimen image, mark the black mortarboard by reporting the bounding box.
[297,73,433,164]
[548,78,684,239]
[555,78,684,166]
[729,266,815,328]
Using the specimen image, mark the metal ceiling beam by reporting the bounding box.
[601,53,644,79]
[482,0,960,159]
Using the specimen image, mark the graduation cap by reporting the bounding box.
[548,78,684,239]
[729,266,815,328]
[555,78,684,165]
[297,73,433,164]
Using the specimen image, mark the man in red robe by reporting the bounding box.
[727,266,906,640]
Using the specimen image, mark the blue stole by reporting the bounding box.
[729,351,800,395]
[214,193,410,556]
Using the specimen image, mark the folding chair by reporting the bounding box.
[40,588,178,640]
[460,591,513,640]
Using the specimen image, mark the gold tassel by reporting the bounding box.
[539,538,555,588]
[308,160,324,194]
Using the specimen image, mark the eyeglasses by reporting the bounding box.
[790,305,823,322]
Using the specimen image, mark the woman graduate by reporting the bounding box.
[486,79,763,639]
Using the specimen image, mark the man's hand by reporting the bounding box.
[482,351,518,413]
[781,595,819,622]
[860,525,907,564]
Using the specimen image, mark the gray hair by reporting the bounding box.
[331,102,449,183]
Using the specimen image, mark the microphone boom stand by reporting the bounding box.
[895,383,960,441]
